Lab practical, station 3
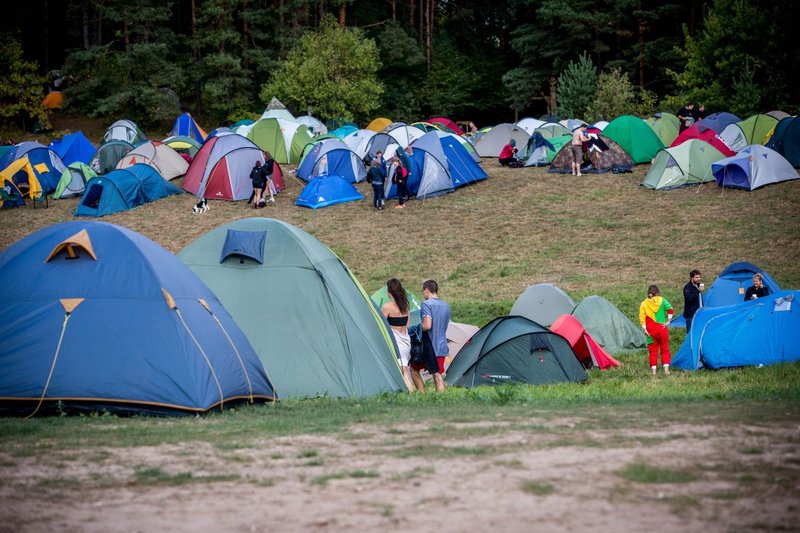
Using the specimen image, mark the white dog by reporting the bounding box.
[192,198,209,214]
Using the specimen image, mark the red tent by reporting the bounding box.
[550,314,620,370]
[669,125,735,156]
[429,117,464,136]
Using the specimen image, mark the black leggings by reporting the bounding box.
[397,182,408,205]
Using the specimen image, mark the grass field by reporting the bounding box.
[1,115,799,531]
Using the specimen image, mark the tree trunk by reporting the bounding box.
[392,0,396,21]
[243,0,250,59]
[409,0,415,31]
[638,16,645,89]
[82,1,90,49]
[339,3,346,26]
[549,77,557,116]
[425,0,432,72]
[192,0,200,111]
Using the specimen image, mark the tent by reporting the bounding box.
[296,138,367,183]
[695,112,741,134]
[0,221,274,416]
[246,117,313,164]
[510,283,576,327]
[712,145,799,190]
[672,291,800,371]
[549,134,634,174]
[182,133,264,201]
[90,140,135,174]
[48,131,97,166]
[516,117,546,135]
[295,175,364,209]
[366,117,392,132]
[169,112,207,143]
[592,120,610,131]
[671,261,781,327]
[645,113,680,146]
[767,110,790,121]
[260,96,295,121]
[525,134,570,167]
[178,218,407,399]
[163,135,202,158]
[330,124,359,139]
[571,295,647,353]
[602,115,665,164]
[344,129,377,160]
[719,114,778,152]
[42,91,63,109]
[364,125,425,160]
[429,117,464,135]
[473,123,530,157]
[641,139,726,190]
[445,322,480,367]
[102,119,147,145]
[296,115,328,136]
[550,314,620,369]
[0,141,65,193]
[385,130,487,200]
[75,164,181,217]
[765,116,800,167]
[0,156,55,200]
[444,315,588,387]
[412,121,443,133]
[53,162,97,199]
[116,141,189,180]
[670,125,736,156]
[533,123,571,139]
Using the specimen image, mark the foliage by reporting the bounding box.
[556,52,597,119]
[0,34,49,131]
[373,22,426,121]
[587,67,654,121]
[730,61,760,118]
[418,38,474,119]
[261,15,383,123]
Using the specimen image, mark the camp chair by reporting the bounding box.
[0,185,22,208]
[31,190,49,208]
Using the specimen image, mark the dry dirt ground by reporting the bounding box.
[2,413,799,532]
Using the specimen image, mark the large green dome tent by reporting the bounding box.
[602,115,665,164]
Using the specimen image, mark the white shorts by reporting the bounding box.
[392,329,411,367]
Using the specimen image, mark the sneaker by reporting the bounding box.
[664,367,671,375]
[577,172,582,176]
[268,198,275,203]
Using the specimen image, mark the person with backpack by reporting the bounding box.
[261,151,276,206]
[249,160,265,209]
[367,159,386,210]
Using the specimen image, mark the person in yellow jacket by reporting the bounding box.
[639,284,674,375]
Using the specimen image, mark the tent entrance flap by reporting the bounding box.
[220,229,267,264]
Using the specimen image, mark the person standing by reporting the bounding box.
[744,273,770,301]
[393,148,409,209]
[498,139,518,166]
[368,159,386,210]
[683,269,704,334]
[571,124,590,176]
[639,284,674,375]
[249,160,265,209]
[381,279,415,392]
[261,151,276,205]
[415,279,450,392]
[677,102,695,132]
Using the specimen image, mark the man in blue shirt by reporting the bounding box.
[417,279,450,392]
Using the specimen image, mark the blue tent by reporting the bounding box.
[0,221,275,416]
[696,112,741,134]
[765,116,800,168]
[169,112,207,143]
[75,164,181,217]
[329,124,358,139]
[0,142,65,193]
[672,261,782,327]
[672,290,800,370]
[296,138,367,183]
[295,175,364,209]
[48,131,97,166]
[712,145,799,190]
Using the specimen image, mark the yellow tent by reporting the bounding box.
[0,156,43,200]
[366,117,392,132]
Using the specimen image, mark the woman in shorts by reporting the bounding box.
[381,278,415,392]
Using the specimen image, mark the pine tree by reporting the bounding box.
[557,53,597,120]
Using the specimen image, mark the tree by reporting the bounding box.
[587,68,639,121]
[261,15,383,123]
[0,34,49,131]
[556,52,597,119]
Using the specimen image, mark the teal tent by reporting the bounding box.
[445,315,588,387]
[75,164,181,217]
[603,115,665,164]
[178,218,406,399]
[571,295,647,353]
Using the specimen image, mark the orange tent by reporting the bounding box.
[42,91,64,109]
[550,314,620,370]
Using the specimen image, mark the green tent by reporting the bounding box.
[642,139,726,190]
[370,286,423,327]
[603,115,665,164]
[546,135,572,163]
[444,315,588,387]
[533,123,570,139]
[645,113,680,147]
[53,161,97,199]
[178,218,406,399]
[571,295,647,353]
[719,114,778,152]
[246,117,314,164]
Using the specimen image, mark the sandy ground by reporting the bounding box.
[2,415,799,533]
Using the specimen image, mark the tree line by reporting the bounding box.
[1,0,797,131]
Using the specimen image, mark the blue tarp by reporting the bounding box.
[0,221,274,415]
[673,290,800,370]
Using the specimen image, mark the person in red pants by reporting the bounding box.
[638,284,674,375]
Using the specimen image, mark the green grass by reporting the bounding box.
[311,469,380,486]
[520,480,555,495]
[617,462,699,484]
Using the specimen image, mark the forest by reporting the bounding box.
[1,0,798,131]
